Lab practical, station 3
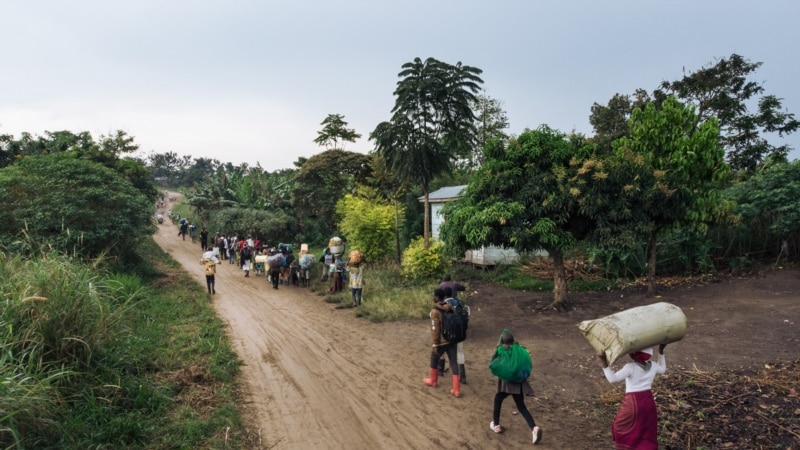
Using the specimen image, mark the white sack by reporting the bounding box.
[578,302,687,364]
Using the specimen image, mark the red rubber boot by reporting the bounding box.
[423,368,438,387]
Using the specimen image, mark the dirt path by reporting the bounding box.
[153,195,800,449]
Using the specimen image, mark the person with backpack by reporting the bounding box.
[422,288,461,398]
[488,329,543,445]
[178,220,188,241]
[438,286,471,383]
[241,244,252,277]
[267,248,284,289]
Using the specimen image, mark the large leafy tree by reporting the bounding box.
[313,114,362,150]
[0,129,157,200]
[0,153,156,261]
[440,126,609,310]
[371,57,483,249]
[613,97,730,296]
[590,54,798,172]
[655,54,798,172]
[291,149,372,242]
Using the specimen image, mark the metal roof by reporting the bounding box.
[419,185,467,203]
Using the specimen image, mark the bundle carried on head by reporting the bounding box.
[578,302,687,364]
[348,249,364,265]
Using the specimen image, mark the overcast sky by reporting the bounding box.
[2,1,799,171]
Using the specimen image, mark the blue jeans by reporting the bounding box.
[351,288,362,305]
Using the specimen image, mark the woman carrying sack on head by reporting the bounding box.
[597,344,667,450]
[488,329,543,445]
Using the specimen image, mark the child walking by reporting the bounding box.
[489,329,542,444]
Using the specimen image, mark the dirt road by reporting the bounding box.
[154,197,800,449]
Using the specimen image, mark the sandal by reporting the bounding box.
[489,421,503,434]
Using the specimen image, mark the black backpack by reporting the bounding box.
[442,300,469,344]
[242,246,251,259]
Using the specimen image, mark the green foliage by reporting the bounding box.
[314,113,362,150]
[336,191,402,263]
[401,237,447,280]
[0,241,243,448]
[372,57,483,247]
[292,149,373,239]
[611,96,730,293]
[0,153,156,263]
[655,54,799,172]
[587,245,648,279]
[209,206,293,244]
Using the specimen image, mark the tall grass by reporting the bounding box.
[0,241,244,449]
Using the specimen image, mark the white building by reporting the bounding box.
[421,185,520,267]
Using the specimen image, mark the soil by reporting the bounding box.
[154,195,800,450]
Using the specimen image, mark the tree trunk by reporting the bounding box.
[646,231,658,297]
[423,188,430,250]
[551,250,569,311]
[394,199,402,264]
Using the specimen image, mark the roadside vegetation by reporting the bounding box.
[0,241,244,449]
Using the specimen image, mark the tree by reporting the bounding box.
[371,57,483,249]
[655,54,798,172]
[291,149,372,242]
[0,153,156,262]
[589,90,651,153]
[467,93,510,169]
[440,126,607,310]
[591,54,798,172]
[365,155,410,263]
[613,97,730,296]
[313,114,362,150]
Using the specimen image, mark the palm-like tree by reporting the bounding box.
[372,57,483,248]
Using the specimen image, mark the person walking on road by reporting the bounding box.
[438,286,470,384]
[199,226,209,251]
[598,344,667,449]
[489,329,543,445]
[200,249,221,295]
[422,288,461,398]
[438,274,466,299]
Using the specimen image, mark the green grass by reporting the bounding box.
[0,239,245,449]
[309,255,623,323]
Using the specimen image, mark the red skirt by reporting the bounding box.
[612,390,658,450]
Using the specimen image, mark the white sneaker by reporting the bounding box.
[489,421,503,434]
[532,426,542,444]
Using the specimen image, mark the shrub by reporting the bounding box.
[336,194,400,264]
[401,237,447,280]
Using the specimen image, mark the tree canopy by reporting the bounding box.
[440,125,606,309]
[0,153,156,261]
[612,96,729,296]
[371,57,483,249]
[313,114,362,150]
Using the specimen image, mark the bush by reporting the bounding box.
[336,194,400,264]
[0,153,156,263]
[401,237,447,280]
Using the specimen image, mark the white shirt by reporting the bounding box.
[603,354,666,393]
